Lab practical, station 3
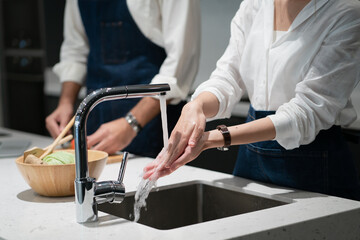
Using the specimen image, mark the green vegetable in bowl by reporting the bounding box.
[43,151,75,165]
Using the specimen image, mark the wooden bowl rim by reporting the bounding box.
[16,149,108,166]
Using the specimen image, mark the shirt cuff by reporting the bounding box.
[268,112,301,150]
[52,61,87,85]
[150,74,188,104]
[191,87,231,122]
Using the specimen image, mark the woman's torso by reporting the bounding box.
[239,0,359,114]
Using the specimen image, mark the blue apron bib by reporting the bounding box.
[78,0,184,158]
[234,105,360,200]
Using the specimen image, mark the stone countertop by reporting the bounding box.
[1,127,360,240]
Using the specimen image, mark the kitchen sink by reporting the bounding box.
[98,181,290,230]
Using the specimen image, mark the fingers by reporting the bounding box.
[143,143,201,180]
[143,162,158,173]
[87,130,117,154]
[87,130,105,149]
[143,167,173,180]
[163,122,203,167]
[163,142,178,168]
[142,148,168,179]
[163,126,193,168]
[46,104,73,138]
[86,119,135,154]
[89,137,118,155]
[46,114,70,138]
[92,139,110,152]
[143,168,156,179]
[59,115,70,133]
[143,101,206,171]
[143,150,165,174]
[149,168,173,180]
[46,118,61,138]
[143,150,164,172]
[169,143,202,172]
[188,122,205,147]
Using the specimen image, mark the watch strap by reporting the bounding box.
[216,125,231,151]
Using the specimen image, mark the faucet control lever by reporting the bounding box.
[118,151,128,183]
[94,152,129,204]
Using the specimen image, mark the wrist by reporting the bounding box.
[125,112,142,134]
[58,99,74,108]
[59,82,81,105]
[184,99,205,117]
[191,97,205,110]
[193,92,219,118]
[203,130,224,150]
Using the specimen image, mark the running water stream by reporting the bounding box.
[133,94,168,222]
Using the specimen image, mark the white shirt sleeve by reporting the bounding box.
[53,0,200,102]
[268,14,360,149]
[52,0,89,85]
[192,1,252,120]
[151,0,201,103]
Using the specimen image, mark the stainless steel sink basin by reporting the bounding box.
[98,181,289,230]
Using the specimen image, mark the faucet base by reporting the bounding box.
[75,177,98,223]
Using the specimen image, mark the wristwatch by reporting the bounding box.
[216,125,231,151]
[125,112,142,134]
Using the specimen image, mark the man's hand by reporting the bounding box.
[87,117,137,154]
[46,81,81,138]
[46,103,74,138]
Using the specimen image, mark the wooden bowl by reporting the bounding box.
[15,150,108,197]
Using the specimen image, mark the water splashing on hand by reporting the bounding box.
[133,94,168,222]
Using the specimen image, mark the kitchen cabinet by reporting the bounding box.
[0,0,47,135]
[0,0,65,135]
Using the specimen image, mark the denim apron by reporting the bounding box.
[233,106,360,200]
[78,0,184,158]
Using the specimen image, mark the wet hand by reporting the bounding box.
[142,100,207,179]
[143,131,210,180]
[87,118,136,154]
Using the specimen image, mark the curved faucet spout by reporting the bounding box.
[74,84,170,223]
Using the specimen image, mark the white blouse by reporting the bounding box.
[53,0,201,103]
[193,0,360,149]
[273,30,286,43]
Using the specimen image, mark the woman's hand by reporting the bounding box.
[87,118,136,154]
[143,131,211,180]
[142,100,207,179]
